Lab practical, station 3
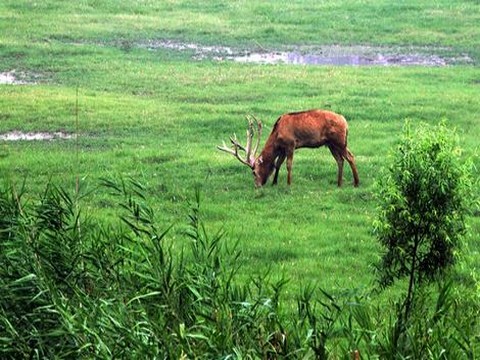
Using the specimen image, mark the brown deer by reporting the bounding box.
[218,109,359,188]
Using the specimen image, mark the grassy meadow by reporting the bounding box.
[1,0,479,355]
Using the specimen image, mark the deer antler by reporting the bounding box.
[248,115,262,157]
[217,115,262,168]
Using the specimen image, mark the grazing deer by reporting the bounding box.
[217,109,359,188]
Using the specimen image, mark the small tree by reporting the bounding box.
[374,121,471,322]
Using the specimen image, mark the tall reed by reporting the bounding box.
[0,179,477,359]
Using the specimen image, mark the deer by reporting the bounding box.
[217,109,359,188]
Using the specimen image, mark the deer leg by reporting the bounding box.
[344,148,360,187]
[329,145,344,187]
[286,150,295,185]
[272,153,286,185]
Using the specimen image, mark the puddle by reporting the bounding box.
[142,41,472,66]
[143,40,234,56]
[0,71,30,85]
[231,51,448,66]
[0,70,43,85]
[0,131,73,141]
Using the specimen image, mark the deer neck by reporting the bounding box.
[259,139,277,163]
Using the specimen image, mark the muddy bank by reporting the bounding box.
[141,41,473,66]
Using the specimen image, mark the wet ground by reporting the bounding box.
[231,50,448,66]
[141,41,473,66]
[0,131,73,141]
[1,42,473,87]
[0,70,29,85]
[1,41,473,141]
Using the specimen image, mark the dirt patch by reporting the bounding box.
[0,131,73,141]
[141,41,473,66]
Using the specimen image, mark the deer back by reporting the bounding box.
[267,109,348,150]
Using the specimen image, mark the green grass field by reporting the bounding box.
[1,0,479,304]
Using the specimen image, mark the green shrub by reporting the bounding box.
[375,121,472,287]
[372,121,476,358]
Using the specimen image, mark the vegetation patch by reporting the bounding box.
[0,178,477,359]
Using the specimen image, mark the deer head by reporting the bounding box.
[217,116,264,186]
